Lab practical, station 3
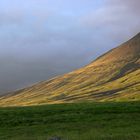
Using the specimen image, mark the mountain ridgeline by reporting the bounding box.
[0,33,140,106]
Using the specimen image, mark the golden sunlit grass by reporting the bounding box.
[0,33,140,107]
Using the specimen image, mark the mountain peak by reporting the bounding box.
[134,32,140,38]
[130,32,140,41]
[94,33,140,64]
[127,32,140,54]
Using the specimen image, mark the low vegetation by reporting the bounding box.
[0,102,140,140]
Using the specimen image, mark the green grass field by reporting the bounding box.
[0,102,140,140]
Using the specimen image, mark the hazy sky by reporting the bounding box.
[0,0,140,94]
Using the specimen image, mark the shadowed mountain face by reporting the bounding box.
[0,33,140,106]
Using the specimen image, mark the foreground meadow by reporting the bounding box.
[0,102,140,140]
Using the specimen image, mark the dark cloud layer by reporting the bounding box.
[0,0,139,94]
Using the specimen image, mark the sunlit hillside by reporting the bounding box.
[0,33,140,106]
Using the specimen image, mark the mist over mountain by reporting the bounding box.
[0,33,140,106]
[0,0,140,94]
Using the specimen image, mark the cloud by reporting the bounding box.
[0,11,24,27]
[82,0,140,42]
[0,13,95,94]
[0,0,139,94]
[106,0,140,12]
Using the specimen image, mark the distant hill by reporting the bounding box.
[0,33,140,106]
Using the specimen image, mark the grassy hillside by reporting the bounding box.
[0,102,140,140]
[0,33,140,106]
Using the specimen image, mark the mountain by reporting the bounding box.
[0,33,140,106]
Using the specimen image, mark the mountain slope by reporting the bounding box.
[0,33,140,106]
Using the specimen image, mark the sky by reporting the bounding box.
[0,0,140,94]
